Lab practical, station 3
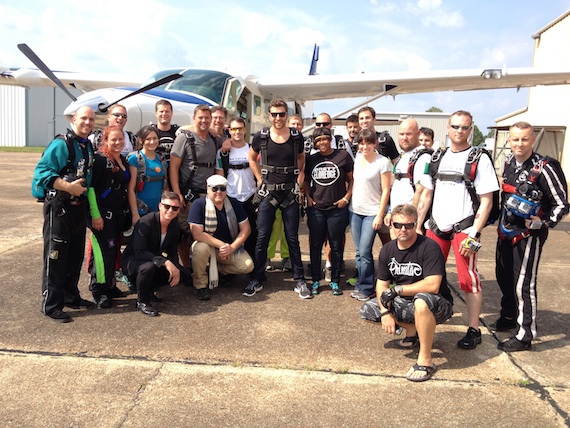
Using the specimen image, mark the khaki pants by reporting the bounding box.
[191,241,254,289]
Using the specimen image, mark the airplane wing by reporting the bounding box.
[251,67,570,102]
[0,68,144,92]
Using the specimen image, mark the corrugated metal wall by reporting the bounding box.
[0,86,80,147]
[0,86,27,147]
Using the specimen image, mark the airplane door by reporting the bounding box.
[222,77,251,137]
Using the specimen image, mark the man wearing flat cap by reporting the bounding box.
[187,174,254,300]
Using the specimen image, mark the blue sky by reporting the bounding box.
[1,0,570,131]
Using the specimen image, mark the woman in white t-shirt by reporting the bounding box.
[349,128,392,301]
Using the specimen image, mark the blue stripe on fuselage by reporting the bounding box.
[119,87,214,106]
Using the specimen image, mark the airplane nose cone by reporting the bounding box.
[64,92,111,128]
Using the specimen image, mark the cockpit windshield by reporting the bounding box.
[141,69,233,104]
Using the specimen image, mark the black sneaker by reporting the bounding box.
[498,337,531,352]
[196,288,211,301]
[242,280,263,297]
[492,317,517,332]
[457,327,482,349]
[294,280,313,299]
[45,309,72,323]
[65,298,95,310]
[95,295,113,309]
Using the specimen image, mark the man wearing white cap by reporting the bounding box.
[187,174,254,300]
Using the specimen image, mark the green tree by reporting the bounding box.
[472,125,484,146]
[426,106,443,112]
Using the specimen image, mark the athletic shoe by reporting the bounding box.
[457,327,482,349]
[497,337,532,352]
[351,291,374,302]
[324,266,332,282]
[330,282,343,296]
[294,280,313,299]
[265,259,275,272]
[311,281,320,295]
[281,258,292,272]
[242,280,263,297]
[95,295,113,309]
[65,298,95,310]
[115,270,136,293]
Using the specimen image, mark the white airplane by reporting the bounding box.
[2,44,570,136]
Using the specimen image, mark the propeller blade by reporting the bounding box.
[17,43,77,101]
[98,73,182,112]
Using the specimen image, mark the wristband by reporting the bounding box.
[342,197,349,204]
[380,310,391,317]
[468,229,481,239]
[394,285,403,295]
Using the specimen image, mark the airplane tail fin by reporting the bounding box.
[309,44,319,75]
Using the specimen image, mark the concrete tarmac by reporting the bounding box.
[0,152,569,427]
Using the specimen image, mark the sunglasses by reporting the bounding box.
[210,185,227,192]
[269,112,287,118]
[161,203,180,212]
[450,124,471,131]
[392,222,416,230]
[315,122,331,127]
[230,127,244,132]
[111,112,128,119]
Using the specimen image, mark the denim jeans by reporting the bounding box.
[349,211,377,296]
[252,193,304,282]
[307,206,349,283]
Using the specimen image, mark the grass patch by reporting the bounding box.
[0,146,45,153]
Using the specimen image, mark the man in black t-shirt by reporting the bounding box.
[153,99,179,164]
[245,100,311,299]
[360,204,453,382]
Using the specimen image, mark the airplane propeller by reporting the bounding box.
[17,43,78,101]
[96,72,182,113]
[17,43,182,114]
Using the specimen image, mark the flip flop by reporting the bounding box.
[397,333,419,349]
[405,363,437,382]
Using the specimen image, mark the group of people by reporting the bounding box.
[34,99,568,382]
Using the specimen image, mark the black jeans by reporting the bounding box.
[133,261,191,303]
[307,206,348,283]
[251,192,304,282]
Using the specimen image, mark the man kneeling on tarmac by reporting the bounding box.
[360,204,453,382]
